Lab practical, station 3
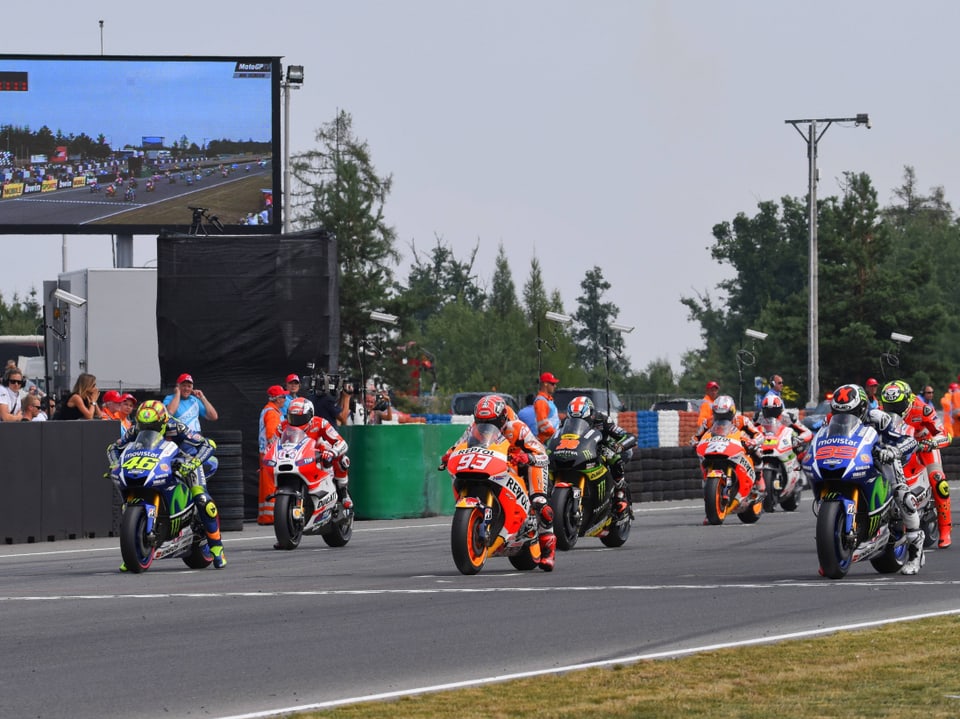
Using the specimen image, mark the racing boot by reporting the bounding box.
[612,479,630,517]
[336,481,354,511]
[902,530,925,575]
[932,474,952,548]
[192,487,226,568]
[538,532,557,572]
[210,545,227,569]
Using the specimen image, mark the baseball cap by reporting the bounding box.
[267,385,288,398]
[951,383,960,391]
[540,371,560,384]
[706,381,719,390]
[120,393,137,404]
[286,374,300,384]
[176,373,194,385]
[865,378,878,387]
[102,390,122,404]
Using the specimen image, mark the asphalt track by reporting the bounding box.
[2,495,959,719]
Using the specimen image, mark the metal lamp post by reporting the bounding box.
[785,113,870,407]
[282,65,304,234]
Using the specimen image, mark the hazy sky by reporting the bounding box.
[4,1,960,374]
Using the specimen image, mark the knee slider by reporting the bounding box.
[933,474,950,499]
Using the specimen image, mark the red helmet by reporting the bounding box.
[474,394,508,428]
[288,397,315,427]
[761,394,784,419]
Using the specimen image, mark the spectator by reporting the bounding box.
[100,390,126,435]
[118,393,136,434]
[518,393,537,435]
[21,393,43,422]
[694,381,720,441]
[921,385,936,408]
[940,384,957,432]
[336,378,359,425]
[865,377,880,410]
[311,374,343,426]
[164,373,218,432]
[0,365,24,422]
[258,384,288,525]
[362,383,394,425]
[951,380,960,439]
[38,395,54,421]
[533,372,561,443]
[59,373,102,420]
[281,373,301,418]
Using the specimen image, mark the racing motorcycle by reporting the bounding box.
[757,415,806,512]
[807,414,909,579]
[123,186,136,202]
[263,425,353,550]
[111,429,213,573]
[547,416,631,550]
[696,420,763,525]
[445,423,543,575]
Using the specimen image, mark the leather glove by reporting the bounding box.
[919,439,937,452]
[875,447,896,464]
[438,451,451,471]
[177,459,200,479]
[510,450,530,467]
[319,450,335,466]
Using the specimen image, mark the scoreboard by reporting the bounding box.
[0,71,27,91]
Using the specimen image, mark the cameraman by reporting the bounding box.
[337,379,359,425]
[363,386,394,425]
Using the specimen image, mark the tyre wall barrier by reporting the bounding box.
[206,429,244,533]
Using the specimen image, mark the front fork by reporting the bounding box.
[127,492,161,540]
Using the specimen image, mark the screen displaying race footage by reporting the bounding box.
[0,54,281,235]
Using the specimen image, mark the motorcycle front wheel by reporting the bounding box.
[704,474,731,525]
[451,505,488,575]
[120,504,156,573]
[816,500,854,579]
[273,493,303,550]
[550,485,581,551]
[761,465,779,513]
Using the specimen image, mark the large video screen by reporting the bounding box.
[0,54,281,235]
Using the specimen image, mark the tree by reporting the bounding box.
[0,290,42,335]
[291,110,399,378]
[572,267,629,379]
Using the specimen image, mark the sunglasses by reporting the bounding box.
[8,379,23,385]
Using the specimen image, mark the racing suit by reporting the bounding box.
[863,408,923,573]
[586,411,638,517]
[108,416,225,567]
[899,396,952,548]
[276,415,352,509]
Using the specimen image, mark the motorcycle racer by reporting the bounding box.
[759,394,813,452]
[107,400,226,569]
[828,384,923,574]
[693,395,763,447]
[276,397,352,510]
[880,380,952,549]
[565,395,638,517]
[441,394,557,570]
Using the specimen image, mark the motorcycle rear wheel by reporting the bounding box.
[816,500,854,579]
[508,544,539,570]
[120,504,156,573]
[704,475,730,525]
[922,510,939,549]
[737,499,762,524]
[321,510,353,547]
[273,493,303,550]
[550,485,581,551]
[870,531,907,574]
[451,505,488,575]
[600,514,631,547]
[182,537,213,569]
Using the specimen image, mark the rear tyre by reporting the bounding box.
[451,506,487,575]
[273,493,303,550]
[182,538,213,569]
[738,498,763,524]
[870,529,907,574]
[600,514,631,547]
[550,485,580,551]
[321,510,353,547]
[816,500,853,579]
[508,544,539,570]
[120,504,155,573]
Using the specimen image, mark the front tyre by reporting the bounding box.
[120,504,155,573]
[704,474,730,525]
[816,500,853,579]
[451,505,487,575]
[550,485,581,551]
[273,493,303,550]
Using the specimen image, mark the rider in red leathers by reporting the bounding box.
[881,380,952,548]
[277,397,353,510]
[441,394,557,571]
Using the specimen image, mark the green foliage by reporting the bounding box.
[0,290,42,335]
[572,267,629,379]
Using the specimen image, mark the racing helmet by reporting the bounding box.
[830,384,868,419]
[880,380,913,417]
[474,394,508,429]
[761,394,784,419]
[712,395,737,422]
[135,400,168,434]
[567,395,595,421]
[288,397,315,427]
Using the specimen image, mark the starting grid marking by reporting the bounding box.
[7,197,142,207]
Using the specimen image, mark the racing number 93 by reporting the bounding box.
[456,452,493,472]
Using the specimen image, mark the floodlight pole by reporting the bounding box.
[785,114,869,407]
[281,66,303,234]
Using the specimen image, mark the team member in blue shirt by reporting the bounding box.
[164,372,218,433]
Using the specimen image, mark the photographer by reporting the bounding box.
[363,386,394,425]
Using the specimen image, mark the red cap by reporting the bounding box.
[865,378,878,386]
[267,385,288,398]
[120,393,137,404]
[951,383,960,391]
[102,390,122,404]
[539,372,560,384]
[286,374,300,384]
[176,373,194,385]
[706,381,719,390]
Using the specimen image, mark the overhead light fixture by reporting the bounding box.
[545,311,573,326]
[745,328,768,341]
[53,288,87,307]
[370,311,398,325]
[891,331,912,344]
[610,322,635,334]
[286,65,304,84]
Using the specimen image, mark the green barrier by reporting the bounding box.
[341,424,466,519]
